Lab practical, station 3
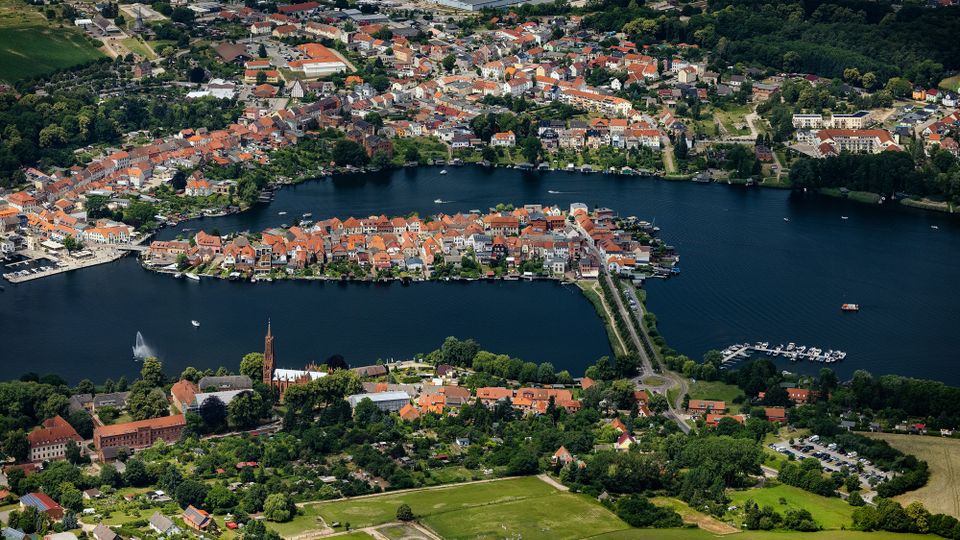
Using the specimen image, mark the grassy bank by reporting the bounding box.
[818,187,881,204]
[576,280,626,356]
[900,197,956,213]
[727,484,854,529]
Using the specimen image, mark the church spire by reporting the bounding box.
[263,319,275,386]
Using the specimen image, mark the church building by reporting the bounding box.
[261,321,327,395]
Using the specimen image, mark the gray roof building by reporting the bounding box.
[197,375,252,391]
[148,512,181,536]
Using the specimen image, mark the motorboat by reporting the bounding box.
[191,320,200,328]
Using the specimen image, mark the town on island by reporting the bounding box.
[0,0,959,537]
[143,203,678,282]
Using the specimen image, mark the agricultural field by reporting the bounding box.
[867,433,960,517]
[727,483,854,530]
[687,380,746,413]
[274,477,633,539]
[592,529,934,539]
[0,0,103,82]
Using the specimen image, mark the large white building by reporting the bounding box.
[434,0,531,10]
[347,391,410,412]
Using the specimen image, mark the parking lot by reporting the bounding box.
[771,435,892,490]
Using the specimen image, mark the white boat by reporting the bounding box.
[278,211,287,215]
[841,216,849,220]
[185,273,200,281]
[174,272,182,278]
[931,225,939,230]
[440,169,448,175]
[783,217,790,222]
[434,198,444,204]
[548,190,561,194]
[302,212,312,218]
[191,320,200,327]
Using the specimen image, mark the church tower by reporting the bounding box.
[262,320,275,386]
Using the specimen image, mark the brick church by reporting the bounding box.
[261,321,327,395]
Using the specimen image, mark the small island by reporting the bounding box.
[144,203,678,283]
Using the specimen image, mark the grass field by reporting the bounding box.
[121,37,155,60]
[940,74,960,92]
[278,477,632,539]
[377,524,428,540]
[711,104,753,136]
[0,0,103,82]
[592,529,933,539]
[867,433,960,517]
[650,496,738,535]
[728,484,854,529]
[687,380,746,413]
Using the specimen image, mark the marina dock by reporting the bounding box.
[720,341,847,368]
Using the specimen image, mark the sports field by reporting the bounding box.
[867,433,960,517]
[0,0,103,82]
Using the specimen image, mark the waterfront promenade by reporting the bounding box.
[4,236,151,284]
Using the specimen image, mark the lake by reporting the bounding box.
[3,166,958,384]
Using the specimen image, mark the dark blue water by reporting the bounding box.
[3,166,959,383]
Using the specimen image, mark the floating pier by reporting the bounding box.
[720,341,846,368]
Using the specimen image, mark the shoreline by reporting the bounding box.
[142,262,584,286]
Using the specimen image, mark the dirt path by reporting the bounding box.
[537,474,569,491]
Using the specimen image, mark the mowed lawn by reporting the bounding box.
[277,477,631,539]
[687,380,746,413]
[867,433,960,518]
[728,484,854,529]
[0,0,103,82]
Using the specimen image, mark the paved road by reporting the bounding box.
[578,231,691,433]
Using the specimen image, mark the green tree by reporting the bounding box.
[123,458,152,487]
[228,391,263,429]
[175,478,209,508]
[332,140,369,167]
[370,150,392,169]
[62,236,81,252]
[240,352,264,380]
[258,44,267,58]
[67,409,94,439]
[128,387,170,420]
[139,357,165,387]
[442,54,456,72]
[396,503,414,521]
[3,430,29,462]
[199,395,228,431]
[263,493,295,522]
[205,484,237,513]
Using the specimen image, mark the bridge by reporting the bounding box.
[117,244,148,252]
